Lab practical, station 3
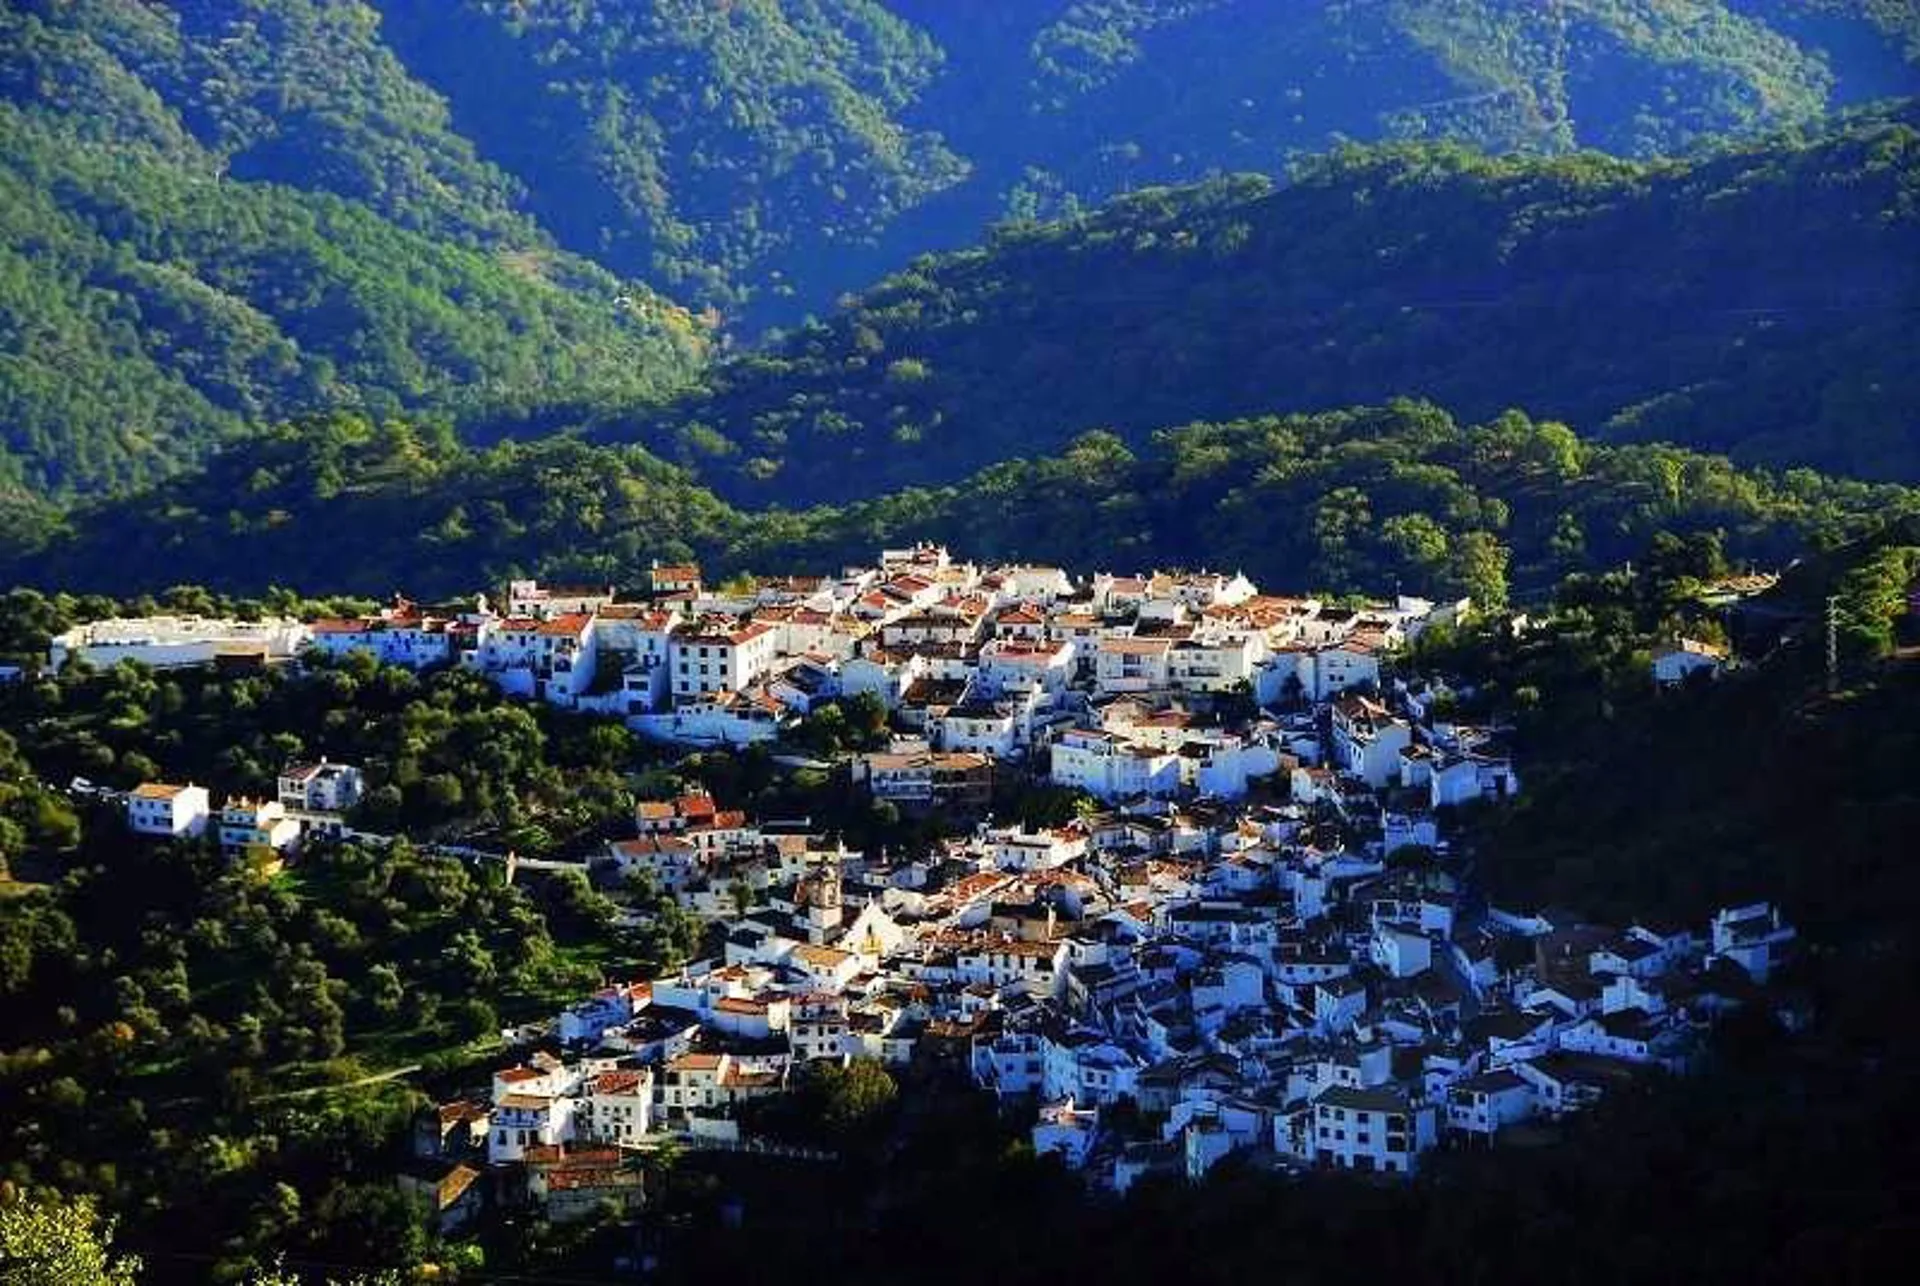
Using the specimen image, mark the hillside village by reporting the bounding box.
[49,545,1797,1226]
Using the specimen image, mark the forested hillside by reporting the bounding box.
[2,3,1916,497]
[888,0,1919,210]
[370,0,967,319]
[0,3,707,496]
[370,0,1920,325]
[6,1,1918,355]
[8,403,1911,608]
[361,0,1920,323]
[620,104,1920,497]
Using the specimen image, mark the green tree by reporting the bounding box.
[0,1189,140,1286]
[810,1058,899,1136]
[1448,531,1511,611]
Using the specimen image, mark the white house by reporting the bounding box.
[533,613,600,701]
[1446,1069,1535,1141]
[1188,736,1280,799]
[1306,1086,1437,1174]
[217,799,302,862]
[310,611,456,670]
[577,1068,653,1146]
[1031,1097,1100,1168]
[1370,924,1433,979]
[489,1093,576,1164]
[277,761,364,814]
[1050,729,1180,802]
[126,782,211,838]
[787,944,864,991]
[505,580,614,620]
[883,611,986,650]
[559,984,651,1046]
[646,562,703,597]
[1096,637,1174,694]
[1167,634,1260,693]
[1313,641,1382,700]
[1042,1034,1142,1106]
[633,689,791,746]
[1429,752,1520,808]
[1330,695,1412,788]
[838,652,925,710]
[956,938,1069,998]
[1313,976,1369,1035]
[989,564,1075,602]
[933,689,1029,759]
[978,638,1074,697]
[853,751,994,812]
[981,824,1088,872]
[1557,1011,1668,1065]
[1652,638,1727,686]
[591,606,681,703]
[1255,648,1317,707]
[669,621,779,700]
[612,830,711,889]
[1709,902,1796,983]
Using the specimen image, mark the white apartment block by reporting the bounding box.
[670,622,779,698]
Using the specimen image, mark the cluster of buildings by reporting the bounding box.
[56,545,1808,1212]
[50,548,1471,761]
[122,760,364,869]
[435,770,1800,1207]
[429,641,1795,1208]
[290,548,1480,799]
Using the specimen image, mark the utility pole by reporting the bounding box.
[1826,594,1840,694]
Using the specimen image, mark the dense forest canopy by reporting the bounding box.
[615,102,1920,500]
[0,3,708,498]
[0,3,1915,499]
[3,0,1916,352]
[319,0,1920,326]
[6,403,1912,609]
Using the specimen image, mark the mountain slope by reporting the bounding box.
[3,2,1915,498]
[0,4,708,496]
[12,1,1918,342]
[370,0,1904,328]
[375,0,1919,326]
[615,103,1920,500]
[371,0,967,318]
[893,0,1883,188]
